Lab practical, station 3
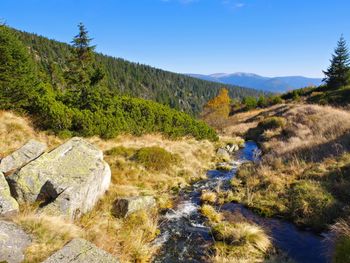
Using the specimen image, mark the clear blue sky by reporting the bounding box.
[2,0,350,77]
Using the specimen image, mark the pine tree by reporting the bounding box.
[323,35,350,89]
[0,25,37,110]
[64,23,105,110]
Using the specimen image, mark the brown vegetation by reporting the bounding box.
[225,103,350,230]
[1,111,216,262]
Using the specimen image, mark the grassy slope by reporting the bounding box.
[222,104,350,232]
[0,111,215,262]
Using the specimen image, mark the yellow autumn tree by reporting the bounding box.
[201,88,231,129]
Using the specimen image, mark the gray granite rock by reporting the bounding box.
[216,148,230,162]
[112,196,156,218]
[0,220,31,263]
[7,137,111,220]
[0,172,18,216]
[42,238,119,263]
[0,139,47,174]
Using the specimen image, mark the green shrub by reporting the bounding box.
[105,146,136,158]
[289,180,337,229]
[242,96,258,110]
[57,129,73,139]
[258,117,286,131]
[134,147,180,171]
[334,237,350,263]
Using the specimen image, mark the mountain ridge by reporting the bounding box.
[188,72,323,93]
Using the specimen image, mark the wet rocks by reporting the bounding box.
[7,137,111,220]
[0,220,31,263]
[42,238,119,263]
[0,139,47,174]
[226,144,239,153]
[216,162,234,171]
[112,196,156,218]
[0,172,18,216]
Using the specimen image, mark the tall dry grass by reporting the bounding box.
[0,111,62,156]
[2,110,216,262]
[263,104,350,161]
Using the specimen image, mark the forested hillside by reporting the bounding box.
[0,24,218,140]
[13,28,266,115]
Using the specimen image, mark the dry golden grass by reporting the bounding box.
[0,111,62,157]
[200,204,223,223]
[14,211,82,263]
[221,104,290,137]
[2,110,216,262]
[263,104,350,161]
[201,190,218,204]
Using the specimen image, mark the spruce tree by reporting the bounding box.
[323,35,350,89]
[64,23,105,110]
[0,25,37,110]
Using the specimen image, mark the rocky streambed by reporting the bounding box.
[153,141,331,263]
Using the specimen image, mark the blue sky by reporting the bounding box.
[2,0,350,77]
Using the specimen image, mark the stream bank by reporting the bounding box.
[153,141,330,263]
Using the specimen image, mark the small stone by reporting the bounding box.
[42,238,119,263]
[0,139,47,174]
[0,172,19,216]
[112,196,156,218]
[0,220,31,263]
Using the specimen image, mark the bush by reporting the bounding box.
[134,147,179,171]
[242,96,258,110]
[105,146,136,158]
[258,117,286,131]
[289,180,337,229]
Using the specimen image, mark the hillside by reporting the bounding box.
[223,102,350,232]
[13,28,266,116]
[0,110,217,262]
[189,72,323,93]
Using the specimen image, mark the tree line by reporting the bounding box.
[0,23,218,141]
[13,26,267,116]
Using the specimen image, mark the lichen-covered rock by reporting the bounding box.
[0,139,47,174]
[112,196,156,218]
[7,137,111,220]
[216,148,230,162]
[0,220,31,263]
[0,172,18,216]
[43,238,119,263]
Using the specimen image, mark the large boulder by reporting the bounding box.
[0,139,47,174]
[0,220,31,263]
[216,148,231,162]
[43,238,119,263]
[7,137,111,220]
[112,196,156,218]
[0,172,18,216]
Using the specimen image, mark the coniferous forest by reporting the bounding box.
[0,23,225,140]
[13,26,266,116]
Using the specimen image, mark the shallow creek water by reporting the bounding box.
[153,141,330,263]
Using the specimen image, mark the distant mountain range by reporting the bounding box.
[188,73,323,93]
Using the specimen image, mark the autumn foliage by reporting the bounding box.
[201,88,231,129]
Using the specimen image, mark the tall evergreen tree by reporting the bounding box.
[323,35,350,89]
[0,25,37,110]
[64,23,105,110]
